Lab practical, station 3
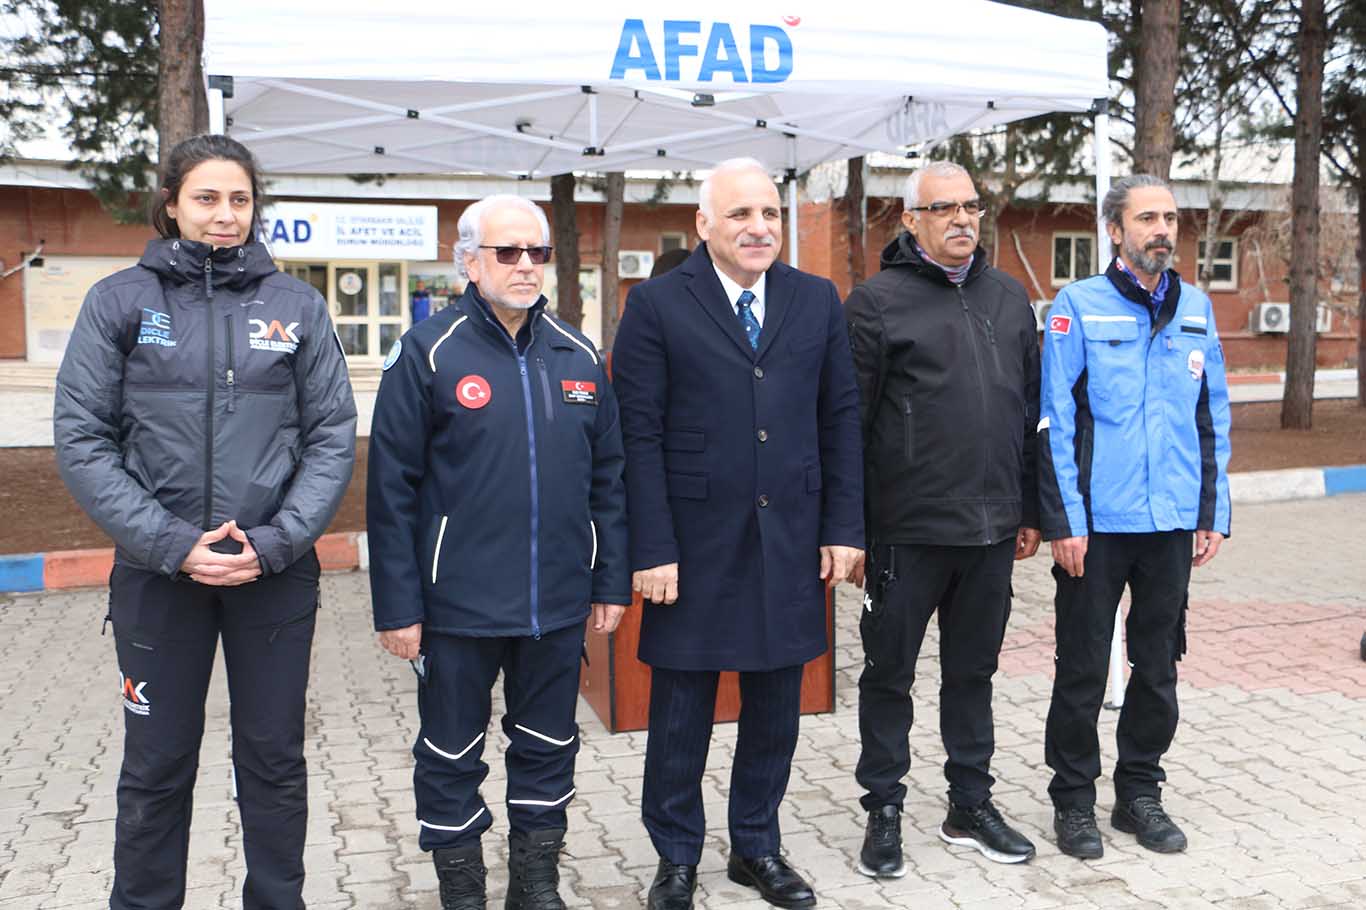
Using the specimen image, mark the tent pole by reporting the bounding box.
[1092,101,1125,710]
[786,137,799,269]
[209,87,226,134]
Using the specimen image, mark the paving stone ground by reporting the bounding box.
[1,495,1364,909]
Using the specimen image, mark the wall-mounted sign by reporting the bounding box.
[261,202,439,260]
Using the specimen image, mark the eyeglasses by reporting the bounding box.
[479,245,553,265]
[907,199,987,218]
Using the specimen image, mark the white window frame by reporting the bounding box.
[1051,232,1095,287]
[1196,237,1239,291]
[659,231,689,254]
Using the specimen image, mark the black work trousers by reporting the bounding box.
[856,540,1015,811]
[1045,531,1192,809]
[413,622,585,851]
[109,552,320,910]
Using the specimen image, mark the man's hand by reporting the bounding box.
[1051,535,1089,578]
[591,603,627,633]
[1193,530,1224,568]
[378,623,422,660]
[820,545,864,587]
[633,563,679,604]
[183,521,263,586]
[849,550,868,589]
[1015,527,1042,561]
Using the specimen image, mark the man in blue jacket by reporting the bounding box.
[367,195,631,910]
[1039,175,1231,861]
[613,158,864,910]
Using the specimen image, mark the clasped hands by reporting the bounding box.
[179,520,262,586]
[633,545,865,605]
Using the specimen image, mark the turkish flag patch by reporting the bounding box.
[561,379,598,405]
[1048,314,1072,335]
[456,374,492,410]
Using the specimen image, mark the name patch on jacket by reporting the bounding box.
[248,318,300,353]
[138,308,176,347]
[561,380,598,404]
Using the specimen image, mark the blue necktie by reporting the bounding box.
[736,289,761,351]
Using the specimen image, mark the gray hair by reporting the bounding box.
[902,161,972,211]
[698,157,772,219]
[454,194,551,278]
[1102,174,1172,228]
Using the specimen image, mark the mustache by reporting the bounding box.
[945,227,976,241]
[1146,239,1173,252]
[739,236,775,247]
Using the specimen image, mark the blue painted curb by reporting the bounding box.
[0,554,44,593]
[1324,465,1366,497]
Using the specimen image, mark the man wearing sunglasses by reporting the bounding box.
[367,194,631,910]
[613,158,864,910]
[845,160,1041,875]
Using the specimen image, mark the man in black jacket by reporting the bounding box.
[845,161,1041,875]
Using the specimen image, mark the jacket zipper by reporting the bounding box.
[536,357,555,422]
[902,396,915,463]
[958,287,993,543]
[224,310,237,413]
[202,257,216,529]
[480,308,543,639]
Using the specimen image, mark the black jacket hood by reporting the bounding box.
[879,230,989,286]
[139,237,278,292]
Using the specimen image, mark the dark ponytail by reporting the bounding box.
[151,134,267,241]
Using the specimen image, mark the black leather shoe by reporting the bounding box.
[647,859,696,910]
[940,800,1036,864]
[857,805,906,878]
[1054,806,1104,859]
[1112,796,1188,853]
[727,853,816,909]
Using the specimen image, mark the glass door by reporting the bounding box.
[330,262,375,357]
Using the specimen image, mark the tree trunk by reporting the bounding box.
[1199,107,1226,293]
[844,156,866,288]
[1132,0,1182,178]
[157,0,208,173]
[1282,0,1326,430]
[601,172,625,351]
[1357,137,1365,407]
[550,173,583,329]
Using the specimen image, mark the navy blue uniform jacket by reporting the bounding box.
[612,244,864,671]
[367,287,631,638]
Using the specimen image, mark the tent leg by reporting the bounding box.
[786,137,799,269]
[1093,108,1112,268]
[209,88,226,135]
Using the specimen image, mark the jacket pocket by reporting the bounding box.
[664,429,705,452]
[901,396,915,464]
[665,471,708,500]
[430,515,450,584]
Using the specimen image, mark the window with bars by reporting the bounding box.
[1196,238,1238,290]
[1052,233,1094,287]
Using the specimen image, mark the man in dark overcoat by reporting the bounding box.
[612,158,864,910]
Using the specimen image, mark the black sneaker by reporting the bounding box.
[1053,806,1103,859]
[1112,796,1188,853]
[939,800,1036,864]
[857,805,906,878]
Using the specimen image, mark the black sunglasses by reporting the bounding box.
[479,244,553,265]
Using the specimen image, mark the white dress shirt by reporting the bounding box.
[711,263,766,327]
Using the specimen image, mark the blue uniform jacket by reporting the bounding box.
[1038,261,1232,540]
[366,286,631,637]
[612,244,864,671]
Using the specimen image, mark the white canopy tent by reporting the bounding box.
[203,0,1113,267]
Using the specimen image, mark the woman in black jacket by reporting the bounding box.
[54,134,356,909]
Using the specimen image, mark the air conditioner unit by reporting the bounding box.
[1031,300,1053,332]
[1316,304,1332,334]
[1251,302,1290,333]
[618,250,655,279]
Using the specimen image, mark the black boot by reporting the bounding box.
[434,841,487,910]
[505,828,567,910]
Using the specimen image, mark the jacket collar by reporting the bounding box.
[678,242,795,361]
[139,237,277,293]
[1104,258,1182,334]
[879,231,988,286]
[460,283,549,350]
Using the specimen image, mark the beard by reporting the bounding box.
[482,287,540,311]
[1123,235,1173,275]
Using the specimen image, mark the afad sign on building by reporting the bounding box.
[259,202,439,261]
[608,18,798,84]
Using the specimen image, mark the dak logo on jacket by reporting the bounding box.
[249,318,301,353]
